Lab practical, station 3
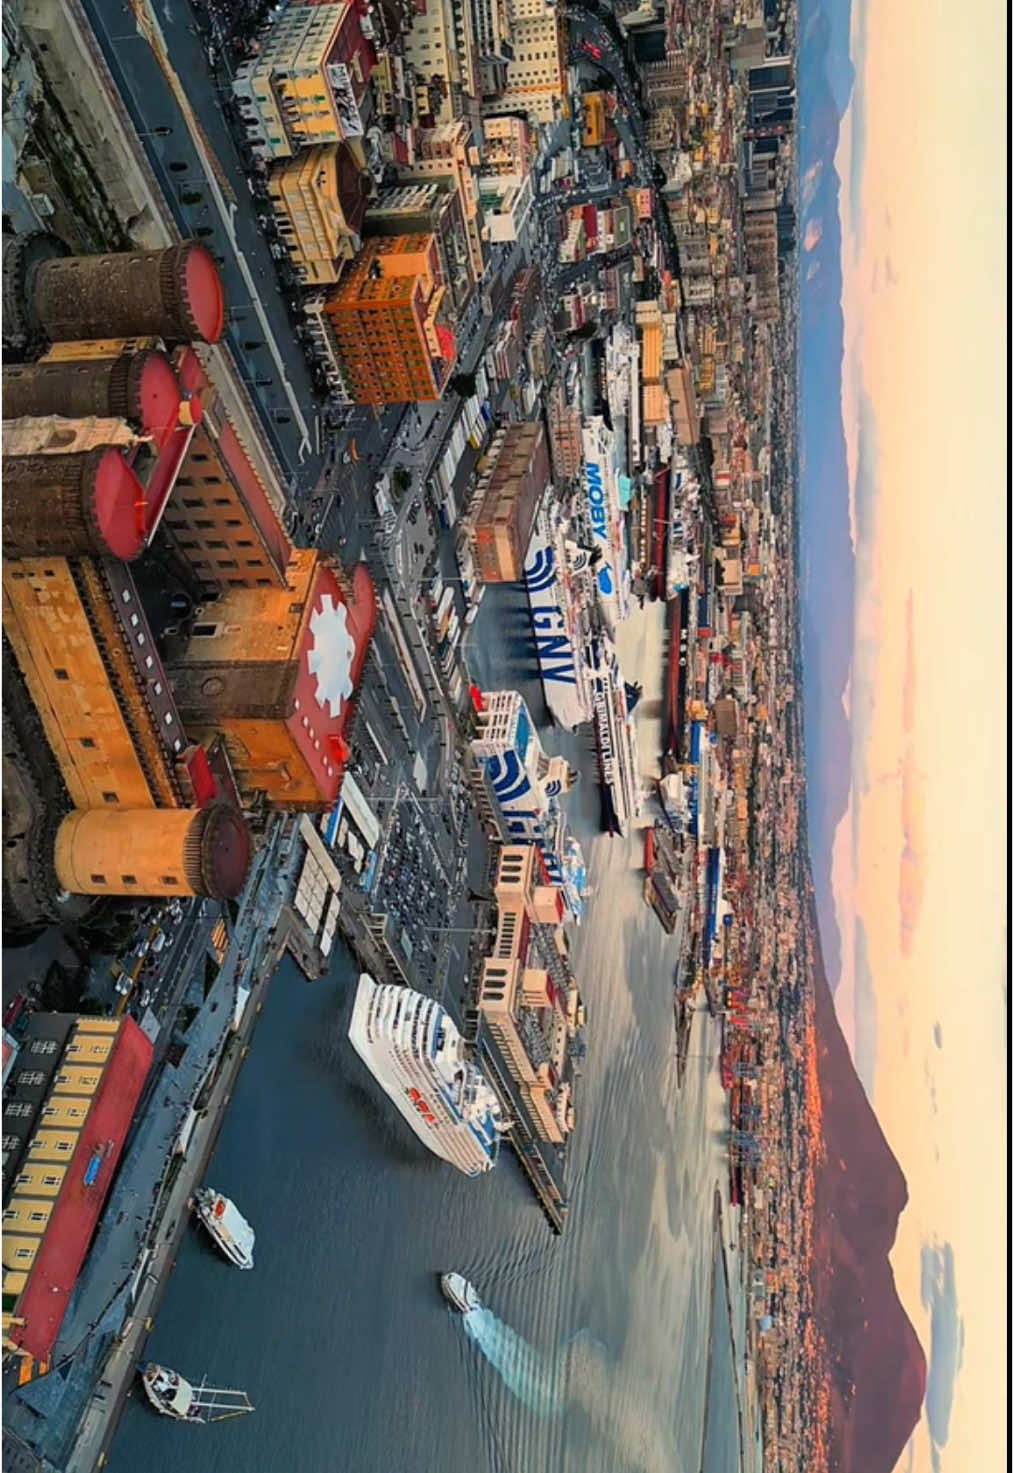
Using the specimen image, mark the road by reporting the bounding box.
[78,0,324,495]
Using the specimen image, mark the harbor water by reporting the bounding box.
[108,595,753,1473]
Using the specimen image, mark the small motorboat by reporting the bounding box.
[193,1188,255,1270]
[440,1272,481,1314]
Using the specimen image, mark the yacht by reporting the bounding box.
[193,1189,255,1270]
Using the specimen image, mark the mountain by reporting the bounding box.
[797,0,858,990]
[809,902,926,1471]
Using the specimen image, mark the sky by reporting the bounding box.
[818,0,1008,1470]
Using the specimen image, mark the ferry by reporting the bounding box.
[440,1272,481,1314]
[587,632,642,837]
[138,1362,254,1423]
[193,1189,255,1270]
[524,499,594,730]
[348,976,509,1176]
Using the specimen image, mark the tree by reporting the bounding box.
[391,466,412,499]
[450,371,478,398]
[570,319,599,340]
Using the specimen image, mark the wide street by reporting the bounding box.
[78,0,325,494]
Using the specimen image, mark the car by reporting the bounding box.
[580,39,602,60]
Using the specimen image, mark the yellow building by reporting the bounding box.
[268,142,369,285]
[403,0,480,123]
[482,0,566,124]
[2,1015,152,1371]
[581,91,606,147]
[481,115,534,177]
[397,122,486,280]
[232,1,374,160]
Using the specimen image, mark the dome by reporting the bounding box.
[335,143,369,237]
[180,242,226,344]
[89,449,147,561]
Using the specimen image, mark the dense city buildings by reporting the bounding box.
[0,0,825,1462]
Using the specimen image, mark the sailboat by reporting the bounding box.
[138,1362,254,1423]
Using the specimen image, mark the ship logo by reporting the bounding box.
[525,545,556,593]
[308,594,356,717]
[487,750,534,807]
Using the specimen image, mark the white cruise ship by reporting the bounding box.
[348,976,508,1176]
[588,632,643,837]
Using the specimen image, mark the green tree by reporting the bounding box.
[450,372,478,398]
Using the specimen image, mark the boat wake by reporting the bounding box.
[459,1305,684,1473]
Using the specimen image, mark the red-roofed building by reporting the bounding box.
[2,1017,152,1366]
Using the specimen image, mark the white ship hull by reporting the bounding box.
[194,1189,255,1270]
[589,635,642,837]
[525,508,593,730]
[348,976,504,1177]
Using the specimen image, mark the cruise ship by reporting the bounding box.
[348,975,509,1176]
[588,632,643,837]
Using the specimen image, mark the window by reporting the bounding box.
[3,1135,19,1153]
[161,875,179,886]
[15,1247,33,1261]
[80,737,95,749]
[17,1070,45,1087]
[90,874,107,884]
[43,1174,60,1187]
[122,874,138,886]
[54,668,69,681]
[6,1102,32,1118]
[30,1040,57,1055]
[30,1210,46,1222]
[102,792,117,804]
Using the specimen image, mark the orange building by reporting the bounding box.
[166,556,377,810]
[323,234,456,403]
[1,240,376,928]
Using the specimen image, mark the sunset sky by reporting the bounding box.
[827,0,1007,1469]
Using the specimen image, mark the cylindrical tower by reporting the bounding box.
[53,804,251,900]
[3,449,148,561]
[2,231,71,359]
[30,242,225,346]
[3,350,182,444]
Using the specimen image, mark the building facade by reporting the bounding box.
[482,0,565,124]
[324,233,456,403]
[477,844,585,1144]
[2,1015,152,1369]
[267,141,369,285]
[233,1,375,160]
[466,420,550,580]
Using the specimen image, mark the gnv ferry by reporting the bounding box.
[348,976,508,1176]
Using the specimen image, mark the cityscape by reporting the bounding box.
[0,0,1004,1471]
